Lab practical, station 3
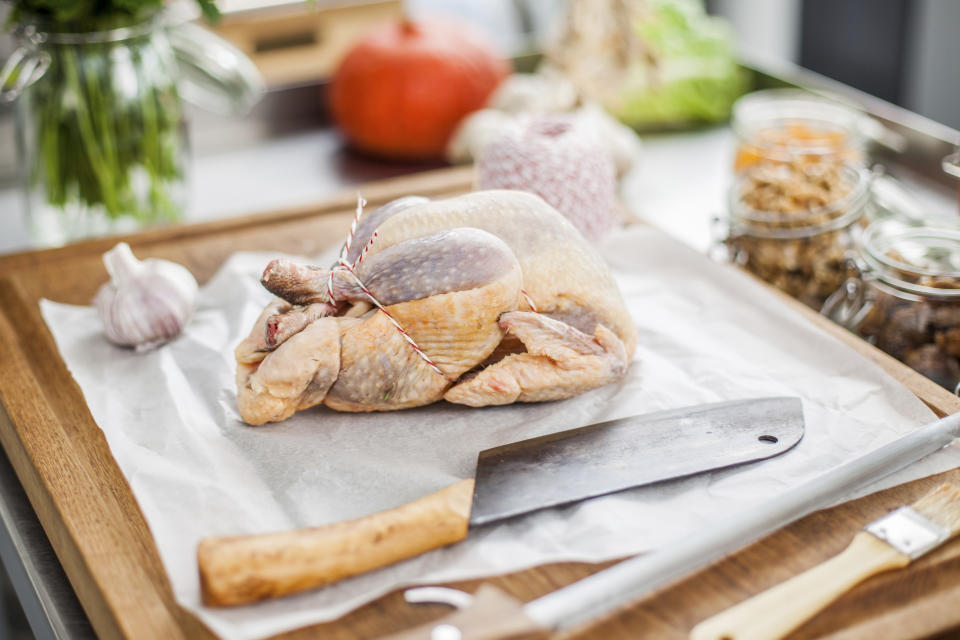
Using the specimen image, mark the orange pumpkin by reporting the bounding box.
[330,18,509,160]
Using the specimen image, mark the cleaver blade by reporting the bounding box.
[469,396,805,527]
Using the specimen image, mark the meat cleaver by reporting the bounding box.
[197,397,804,606]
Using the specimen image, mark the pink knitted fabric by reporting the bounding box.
[477,116,619,241]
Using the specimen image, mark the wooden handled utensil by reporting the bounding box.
[198,479,475,606]
[197,397,804,606]
[690,483,960,640]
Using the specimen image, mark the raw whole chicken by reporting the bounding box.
[235,190,637,425]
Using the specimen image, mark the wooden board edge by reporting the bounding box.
[0,406,127,640]
[0,277,202,640]
[757,281,960,417]
[817,578,960,640]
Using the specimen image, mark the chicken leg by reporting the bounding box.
[444,311,627,406]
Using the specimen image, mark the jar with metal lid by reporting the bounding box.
[722,161,871,309]
[823,222,960,394]
[732,89,868,172]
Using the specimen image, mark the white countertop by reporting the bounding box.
[0,123,736,256]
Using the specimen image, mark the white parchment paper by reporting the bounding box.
[40,226,960,640]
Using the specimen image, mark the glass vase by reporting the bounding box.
[2,14,264,246]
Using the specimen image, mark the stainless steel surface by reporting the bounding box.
[865,506,950,560]
[944,150,960,178]
[522,410,960,632]
[469,397,805,527]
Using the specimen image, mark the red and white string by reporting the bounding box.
[520,288,538,313]
[327,196,446,379]
[324,195,541,380]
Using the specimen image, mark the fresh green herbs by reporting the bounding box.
[21,29,184,230]
[6,0,219,241]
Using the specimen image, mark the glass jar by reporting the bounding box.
[722,161,871,309]
[823,223,960,394]
[732,89,867,172]
[944,149,959,215]
[1,14,263,246]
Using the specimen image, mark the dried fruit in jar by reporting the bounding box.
[739,162,851,213]
[725,161,862,309]
[735,123,859,171]
[857,274,960,392]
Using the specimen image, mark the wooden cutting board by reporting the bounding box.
[0,165,958,640]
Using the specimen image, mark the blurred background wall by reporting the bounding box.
[902,0,960,129]
[709,0,960,129]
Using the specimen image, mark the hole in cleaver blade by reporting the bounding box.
[469,397,805,527]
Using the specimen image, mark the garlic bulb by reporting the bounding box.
[94,242,198,352]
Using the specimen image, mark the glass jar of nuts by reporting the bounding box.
[723,161,871,309]
[732,89,866,172]
[823,223,960,394]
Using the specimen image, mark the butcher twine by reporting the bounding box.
[326,196,538,380]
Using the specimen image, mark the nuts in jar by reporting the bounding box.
[823,223,960,394]
[723,161,870,309]
[732,89,865,171]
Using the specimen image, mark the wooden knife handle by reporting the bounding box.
[197,478,474,606]
[689,532,910,640]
